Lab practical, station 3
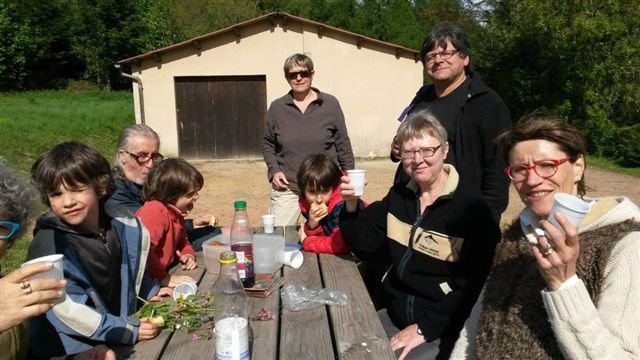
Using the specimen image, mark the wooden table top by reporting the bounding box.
[115,226,395,359]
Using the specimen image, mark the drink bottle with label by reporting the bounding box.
[230,200,255,288]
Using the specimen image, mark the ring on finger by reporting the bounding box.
[20,281,33,295]
[542,243,555,257]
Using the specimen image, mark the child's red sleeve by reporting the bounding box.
[302,226,350,254]
[135,204,170,280]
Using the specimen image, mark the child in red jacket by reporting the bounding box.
[297,154,365,254]
[136,158,214,287]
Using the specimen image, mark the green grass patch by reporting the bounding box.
[0,90,134,274]
[0,90,134,175]
[589,156,640,177]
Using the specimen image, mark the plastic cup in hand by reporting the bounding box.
[548,193,591,231]
[22,254,64,281]
[173,282,197,300]
[262,214,276,234]
[21,254,65,303]
[346,169,367,197]
[282,250,303,269]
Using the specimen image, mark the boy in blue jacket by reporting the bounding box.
[26,141,172,358]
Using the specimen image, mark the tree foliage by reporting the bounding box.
[478,0,640,163]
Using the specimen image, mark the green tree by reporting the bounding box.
[478,0,640,162]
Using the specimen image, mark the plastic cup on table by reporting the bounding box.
[282,250,303,269]
[262,214,276,234]
[548,193,591,231]
[173,282,197,300]
[346,169,367,197]
[252,234,285,274]
[21,254,65,303]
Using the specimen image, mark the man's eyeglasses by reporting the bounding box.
[504,157,571,181]
[0,221,20,240]
[123,151,164,165]
[286,70,313,80]
[425,50,459,63]
[400,145,443,160]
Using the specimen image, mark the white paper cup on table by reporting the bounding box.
[548,193,591,231]
[346,169,366,197]
[282,250,303,269]
[262,214,276,234]
[21,254,65,303]
[173,282,197,300]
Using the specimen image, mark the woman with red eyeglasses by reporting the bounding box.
[262,53,354,227]
[450,116,640,359]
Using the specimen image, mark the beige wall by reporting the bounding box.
[131,21,423,159]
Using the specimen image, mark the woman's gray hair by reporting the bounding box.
[396,110,448,146]
[0,162,39,244]
[283,53,314,75]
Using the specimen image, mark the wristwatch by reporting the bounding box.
[417,326,424,337]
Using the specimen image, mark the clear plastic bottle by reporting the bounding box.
[214,251,250,360]
[230,200,255,288]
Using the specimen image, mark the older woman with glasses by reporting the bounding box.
[339,110,500,360]
[263,53,354,227]
[450,117,640,359]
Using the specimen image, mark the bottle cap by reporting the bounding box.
[219,250,238,264]
[234,200,247,209]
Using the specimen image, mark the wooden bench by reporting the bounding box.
[116,226,394,359]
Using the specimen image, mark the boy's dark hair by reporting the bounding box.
[297,154,342,193]
[31,142,114,206]
[143,158,203,204]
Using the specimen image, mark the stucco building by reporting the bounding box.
[118,11,422,159]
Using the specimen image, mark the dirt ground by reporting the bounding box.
[191,159,640,228]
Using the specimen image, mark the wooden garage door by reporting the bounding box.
[175,75,266,159]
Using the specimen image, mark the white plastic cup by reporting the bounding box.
[346,169,367,197]
[282,250,303,269]
[173,282,197,300]
[21,254,65,303]
[22,254,64,281]
[262,214,276,234]
[548,193,591,230]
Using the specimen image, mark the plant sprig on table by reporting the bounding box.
[134,293,215,336]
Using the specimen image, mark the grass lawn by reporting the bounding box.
[0,90,134,275]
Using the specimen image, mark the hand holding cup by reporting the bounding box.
[0,261,66,332]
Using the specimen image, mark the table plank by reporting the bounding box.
[279,251,334,359]
[320,254,395,359]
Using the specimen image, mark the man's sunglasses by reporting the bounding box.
[286,70,313,80]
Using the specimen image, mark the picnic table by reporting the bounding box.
[115,226,395,359]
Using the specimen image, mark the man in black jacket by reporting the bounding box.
[392,24,511,222]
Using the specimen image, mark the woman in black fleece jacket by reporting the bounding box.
[340,110,500,360]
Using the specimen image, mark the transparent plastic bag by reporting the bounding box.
[281,284,348,311]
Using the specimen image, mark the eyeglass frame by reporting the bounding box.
[504,157,571,181]
[0,220,20,241]
[122,150,164,166]
[400,144,443,160]
[286,70,314,80]
[424,50,460,64]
